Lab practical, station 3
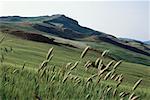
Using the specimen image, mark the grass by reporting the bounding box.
[1,21,150,66]
[0,32,150,99]
[85,41,150,66]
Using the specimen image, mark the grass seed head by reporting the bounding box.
[131,95,140,100]
[80,46,90,58]
[128,92,135,100]
[110,73,117,80]
[65,62,72,69]
[113,60,122,69]
[104,71,112,80]
[0,36,5,44]
[70,61,79,70]
[113,88,117,96]
[132,78,142,91]
[98,59,103,70]
[106,87,112,94]
[85,94,90,99]
[38,60,49,72]
[62,76,68,83]
[95,57,100,67]
[46,47,53,60]
[101,50,109,57]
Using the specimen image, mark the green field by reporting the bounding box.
[0,32,150,100]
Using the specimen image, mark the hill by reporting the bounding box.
[0,14,150,66]
[0,14,150,99]
[144,40,150,45]
[0,32,150,99]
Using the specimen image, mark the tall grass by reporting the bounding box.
[0,37,147,100]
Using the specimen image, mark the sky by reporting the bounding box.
[0,0,149,41]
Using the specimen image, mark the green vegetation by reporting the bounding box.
[86,41,150,66]
[0,33,150,99]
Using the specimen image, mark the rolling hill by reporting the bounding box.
[0,14,150,99]
[0,14,150,66]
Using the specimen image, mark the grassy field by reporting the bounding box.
[84,41,150,66]
[0,33,150,100]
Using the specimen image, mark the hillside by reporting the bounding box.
[0,14,150,99]
[0,32,150,99]
[0,14,150,66]
[144,41,150,45]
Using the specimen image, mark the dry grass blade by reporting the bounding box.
[65,62,72,69]
[86,77,93,83]
[86,74,97,83]
[110,73,117,80]
[96,75,103,84]
[98,59,103,70]
[48,54,53,61]
[105,60,114,69]
[80,46,90,58]
[95,57,100,67]
[116,81,121,88]
[114,75,120,81]
[132,79,142,91]
[118,74,123,82]
[46,47,53,60]
[128,92,135,100]
[38,60,49,72]
[0,36,5,44]
[91,74,97,78]
[13,69,19,74]
[84,60,91,68]
[51,74,55,82]
[74,76,79,81]
[85,94,90,99]
[70,61,79,70]
[119,92,125,97]
[113,60,122,69]
[99,60,114,75]
[101,50,109,57]
[22,63,26,70]
[40,67,47,78]
[113,88,117,96]
[131,95,140,100]
[106,87,112,93]
[67,71,71,76]
[62,76,68,83]
[104,71,112,80]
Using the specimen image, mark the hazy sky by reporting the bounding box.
[0,0,149,41]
